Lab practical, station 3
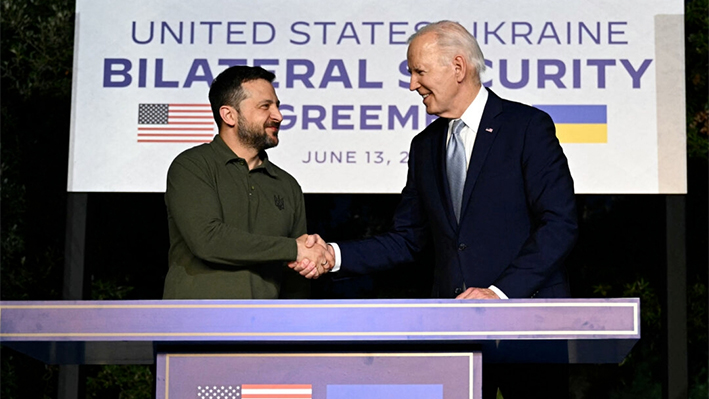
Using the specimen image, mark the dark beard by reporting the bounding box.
[237,115,278,152]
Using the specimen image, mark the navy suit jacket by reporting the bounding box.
[338,88,578,298]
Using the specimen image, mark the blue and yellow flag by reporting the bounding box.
[534,105,607,143]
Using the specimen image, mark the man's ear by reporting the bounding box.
[453,55,467,83]
[219,105,238,127]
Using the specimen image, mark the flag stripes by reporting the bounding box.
[535,104,608,143]
[137,103,214,143]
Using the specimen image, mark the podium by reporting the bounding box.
[1,298,639,399]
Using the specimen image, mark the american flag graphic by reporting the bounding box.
[197,384,312,399]
[137,103,215,143]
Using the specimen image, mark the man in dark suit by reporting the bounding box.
[296,20,577,301]
[292,21,577,398]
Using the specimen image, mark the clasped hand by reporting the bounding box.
[289,234,335,279]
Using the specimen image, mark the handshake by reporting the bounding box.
[289,234,335,279]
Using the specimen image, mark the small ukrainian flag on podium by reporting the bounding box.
[534,105,608,143]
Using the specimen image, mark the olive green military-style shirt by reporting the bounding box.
[163,134,309,299]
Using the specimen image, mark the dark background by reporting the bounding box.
[1,0,707,397]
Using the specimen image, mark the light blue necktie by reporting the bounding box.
[447,119,467,222]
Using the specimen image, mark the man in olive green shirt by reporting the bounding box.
[163,66,333,299]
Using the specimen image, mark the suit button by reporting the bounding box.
[454,288,463,295]
[458,243,467,251]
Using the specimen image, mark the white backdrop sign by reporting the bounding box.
[68,0,686,193]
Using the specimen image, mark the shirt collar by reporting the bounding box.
[455,86,489,133]
[211,134,279,177]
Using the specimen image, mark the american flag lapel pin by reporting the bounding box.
[485,127,493,132]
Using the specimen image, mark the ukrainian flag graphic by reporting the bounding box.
[534,105,607,143]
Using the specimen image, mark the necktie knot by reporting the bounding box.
[451,119,466,137]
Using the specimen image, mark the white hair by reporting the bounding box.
[408,21,486,83]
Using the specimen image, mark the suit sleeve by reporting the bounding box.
[492,110,578,298]
[338,140,430,274]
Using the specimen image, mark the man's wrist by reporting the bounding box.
[329,242,342,272]
[488,285,508,299]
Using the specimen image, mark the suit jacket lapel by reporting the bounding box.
[430,119,460,231]
[460,88,503,219]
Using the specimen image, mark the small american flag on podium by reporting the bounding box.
[197,384,312,399]
[137,103,215,143]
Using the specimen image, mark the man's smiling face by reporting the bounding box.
[407,32,461,118]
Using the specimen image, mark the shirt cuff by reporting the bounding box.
[488,285,508,299]
[329,242,342,272]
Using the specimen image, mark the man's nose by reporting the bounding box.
[409,75,420,92]
[271,106,283,123]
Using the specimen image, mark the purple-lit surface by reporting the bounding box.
[0,298,639,341]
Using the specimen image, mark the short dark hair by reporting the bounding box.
[208,66,276,126]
